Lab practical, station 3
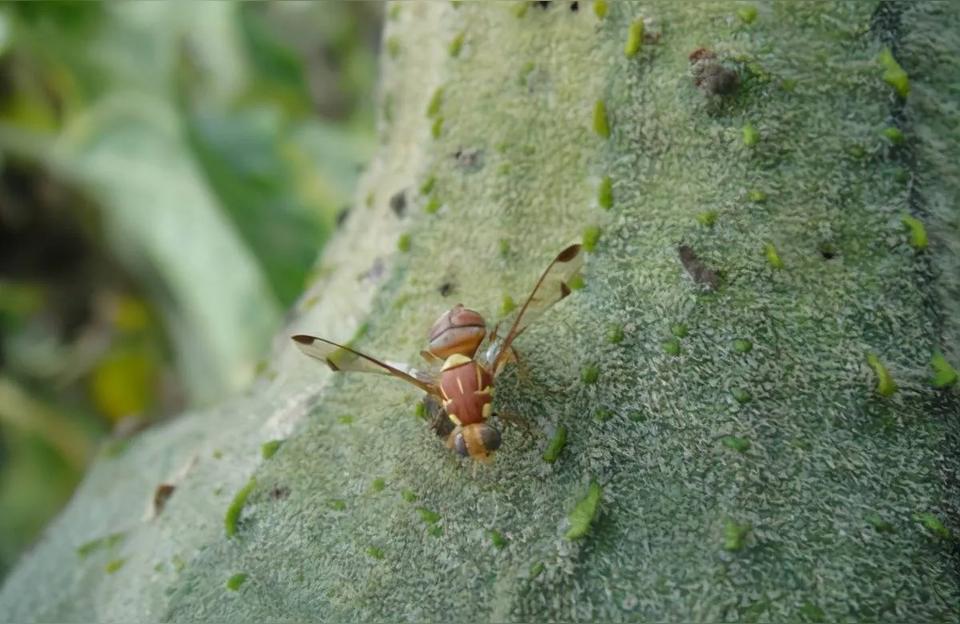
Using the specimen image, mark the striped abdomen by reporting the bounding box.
[439,355,493,426]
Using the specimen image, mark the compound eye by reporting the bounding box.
[453,432,469,457]
[480,425,501,453]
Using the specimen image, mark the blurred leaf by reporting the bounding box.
[89,343,157,423]
[185,109,325,306]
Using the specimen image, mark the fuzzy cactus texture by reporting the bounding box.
[2,1,959,621]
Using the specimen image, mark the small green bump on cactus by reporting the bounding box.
[366,546,385,560]
[882,127,904,145]
[893,167,910,184]
[593,0,607,19]
[568,274,586,290]
[662,337,681,356]
[606,323,624,344]
[500,294,516,316]
[328,499,347,511]
[582,225,601,252]
[696,211,717,227]
[629,411,647,422]
[878,48,910,98]
[488,530,508,549]
[428,525,443,538]
[542,426,568,463]
[431,116,443,139]
[449,32,465,58]
[338,414,354,425]
[529,562,544,578]
[212,449,223,460]
[518,61,535,86]
[624,20,644,58]
[260,440,282,460]
[424,197,441,214]
[799,603,826,622]
[594,408,613,422]
[865,513,895,533]
[670,323,688,338]
[416,507,441,524]
[866,353,897,397]
[104,558,126,574]
[901,215,928,250]
[764,243,784,269]
[414,401,428,420]
[426,88,443,119]
[565,480,602,540]
[419,175,436,196]
[732,388,752,404]
[226,573,248,591]
[593,100,610,138]
[737,5,758,24]
[513,1,529,18]
[386,36,401,60]
[720,435,751,453]
[723,519,751,551]
[76,532,125,558]
[846,144,866,159]
[742,123,760,146]
[498,239,510,257]
[100,438,130,459]
[365,191,374,209]
[397,233,411,253]
[371,478,386,493]
[748,189,767,203]
[225,478,256,538]
[930,352,958,388]
[401,489,417,503]
[581,364,600,384]
[387,3,401,20]
[733,339,753,353]
[913,513,951,539]
[598,176,613,209]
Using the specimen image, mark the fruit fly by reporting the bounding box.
[292,244,584,461]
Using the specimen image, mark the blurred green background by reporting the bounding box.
[0,2,381,579]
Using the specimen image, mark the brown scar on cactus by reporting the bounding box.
[689,47,740,96]
[678,244,719,289]
[152,483,176,517]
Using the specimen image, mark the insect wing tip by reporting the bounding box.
[557,243,582,262]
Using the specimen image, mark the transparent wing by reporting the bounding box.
[292,335,441,397]
[483,244,584,373]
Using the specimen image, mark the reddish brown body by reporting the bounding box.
[439,356,493,426]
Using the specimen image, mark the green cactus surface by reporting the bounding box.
[1,1,959,622]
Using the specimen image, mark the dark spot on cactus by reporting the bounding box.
[678,245,719,290]
[818,241,837,260]
[360,257,386,283]
[535,1,552,9]
[152,483,176,516]
[335,205,350,228]
[570,1,579,11]
[438,281,455,297]
[453,148,484,172]
[689,47,740,96]
[389,190,407,217]
[269,485,290,501]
